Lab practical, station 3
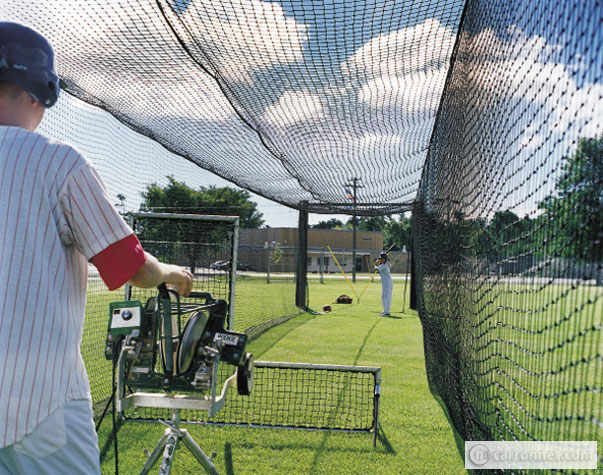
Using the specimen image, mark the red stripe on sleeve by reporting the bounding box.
[91,234,146,290]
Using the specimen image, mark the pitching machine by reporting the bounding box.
[105,284,253,474]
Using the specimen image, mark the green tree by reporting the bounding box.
[345,215,389,232]
[383,215,412,252]
[141,176,263,228]
[538,136,603,284]
[115,193,126,216]
[477,210,536,257]
[486,210,521,257]
[139,176,264,273]
[312,218,344,229]
[271,243,283,265]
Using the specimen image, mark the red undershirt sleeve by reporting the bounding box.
[90,234,147,290]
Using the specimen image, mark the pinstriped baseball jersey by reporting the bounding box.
[0,126,134,447]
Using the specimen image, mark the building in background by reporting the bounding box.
[238,228,409,274]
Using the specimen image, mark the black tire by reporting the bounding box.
[236,353,254,396]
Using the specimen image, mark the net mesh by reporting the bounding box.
[2,0,601,470]
[124,363,379,432]
[4,0,464,214]
[128,214,235,307]
[413,0,602,472]
[82,214,300,424]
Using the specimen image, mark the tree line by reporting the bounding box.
[128,136,601,281]
[313,136,601,282]
[415,136,602,284]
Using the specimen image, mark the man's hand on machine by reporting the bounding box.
[128,252,194,296]
[165,265,194,297]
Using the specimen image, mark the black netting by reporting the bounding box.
[124,363,378,432]
[82,213,300,425]
[4,0,464,214]
[413,0,602,473]
[3,0,601,471]
[129,214,235,305]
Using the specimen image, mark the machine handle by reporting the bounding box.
[158,283,174,380]
[157,286,210,302]
[187,291,213,300]
[158,283,170,299]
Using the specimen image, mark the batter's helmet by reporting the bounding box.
[0,22,60,108]
[379,252,388,261]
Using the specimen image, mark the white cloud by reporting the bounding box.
[177,0,308,83]
[550,82,603,139]
[358,68,448,115]
[264,127,429,203]
[262,91,324,127]
[360,132,402,148]
[257,18,457,203]
[465,29,574,106]
[343,18,456,79]
[4,0,310,121]
[464,27,603,147]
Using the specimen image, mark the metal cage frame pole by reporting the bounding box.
[127,212,241,327]
[296,209,308,309]
[372,368,382,448]
[228,218,240,330]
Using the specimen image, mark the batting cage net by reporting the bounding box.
[4,0,465,215]
[411,1,602,473]
[2,0,601,471]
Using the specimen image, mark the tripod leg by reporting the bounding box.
[159,431,179,475]
[139,429,169,475]
[180,429,220,475]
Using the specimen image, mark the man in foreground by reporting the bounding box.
[0,22,193,474]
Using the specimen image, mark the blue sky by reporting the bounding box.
[39,93,307,228]
[22,0,602,225]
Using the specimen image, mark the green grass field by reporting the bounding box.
[421,277,602,449]
[86,274,601,474]
[91,276,467,474]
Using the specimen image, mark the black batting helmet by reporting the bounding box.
[0,22,60,108]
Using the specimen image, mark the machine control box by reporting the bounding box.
[105,300,147,360]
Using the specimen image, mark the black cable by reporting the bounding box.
[112,342,120,475]
[94,391,114,433]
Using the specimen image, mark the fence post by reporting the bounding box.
[320,247,324,284]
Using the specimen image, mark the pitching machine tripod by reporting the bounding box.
[140,409,218,475]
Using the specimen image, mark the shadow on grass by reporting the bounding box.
[305,426,396,473]
[431,393,467,469]
[353,318,381,365]
[99,418,123,463]
[376,423,396,454]
[304,317,392,472]
[248,312,317,359]
[224,442,234,475]
[230,435,381,455]
[369,312,417,320]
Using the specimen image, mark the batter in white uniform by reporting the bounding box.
[375,252,393,316]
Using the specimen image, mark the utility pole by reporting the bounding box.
[345,177,362,283]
